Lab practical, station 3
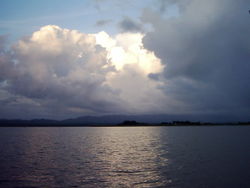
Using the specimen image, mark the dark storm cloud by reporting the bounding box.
[118,17,143,33]
[142,0,250,117]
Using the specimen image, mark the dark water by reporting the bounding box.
[0,126,250,188]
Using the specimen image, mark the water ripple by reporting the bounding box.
[0,126,250,187]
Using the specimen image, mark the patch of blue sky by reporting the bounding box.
[0,0,179,41]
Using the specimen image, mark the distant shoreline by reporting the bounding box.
[0,124,249,127]
[0,119,249,127]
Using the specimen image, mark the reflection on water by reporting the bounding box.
[0,127,170,187]
[0,126,250,188]
[91,128,169,187]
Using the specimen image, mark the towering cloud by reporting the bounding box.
[0,25,167,119]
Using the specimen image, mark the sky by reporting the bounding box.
[0,0,249,121]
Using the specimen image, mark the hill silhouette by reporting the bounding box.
[0,114,249,127]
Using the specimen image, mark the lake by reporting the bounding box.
[0,126,250,188]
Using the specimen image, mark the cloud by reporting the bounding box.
[141,0,250,117]
[118,17,143,33]
[1,0,249,121]
[0,25,167,119]
[95,19,112,26]
[156,0,190,12]
[95,31,169,113]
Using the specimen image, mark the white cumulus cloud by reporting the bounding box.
[0,25,168,119]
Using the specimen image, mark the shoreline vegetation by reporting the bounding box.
[0,120,249,127]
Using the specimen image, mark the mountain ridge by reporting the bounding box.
[0,114,249,126]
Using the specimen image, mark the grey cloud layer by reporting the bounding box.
[142,0,250,119]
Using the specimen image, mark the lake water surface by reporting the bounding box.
[0,126,250,188]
